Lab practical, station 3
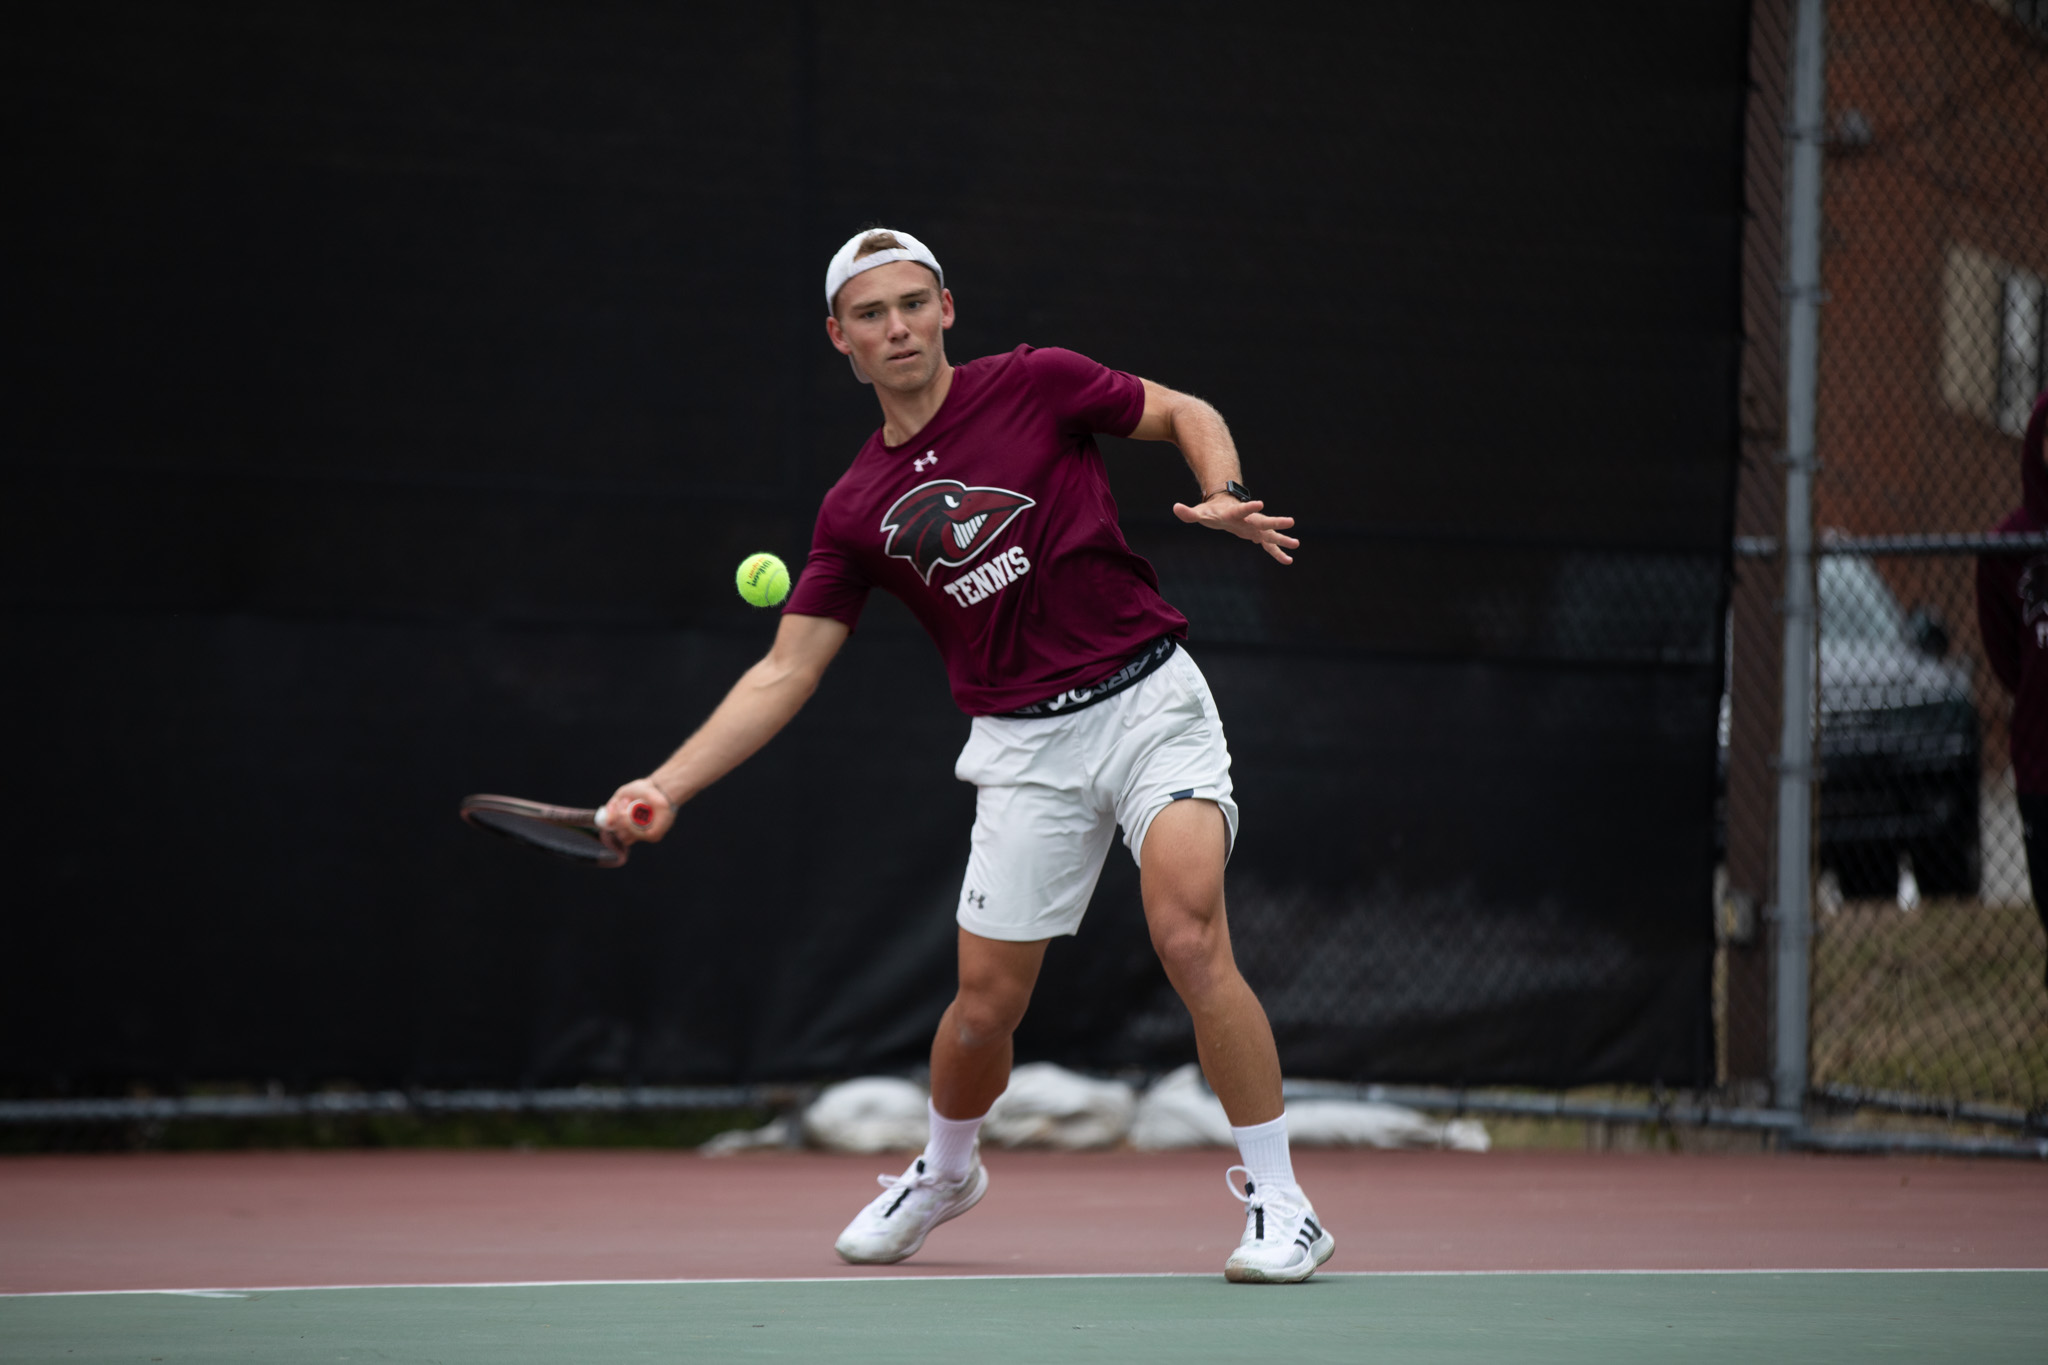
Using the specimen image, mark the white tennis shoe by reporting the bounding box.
[1221,1165,1335,1283]
[833,1152,989,1265]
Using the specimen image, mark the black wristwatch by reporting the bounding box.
[1208,480,1254,503]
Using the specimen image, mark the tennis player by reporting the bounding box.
[603,227,1330,1284]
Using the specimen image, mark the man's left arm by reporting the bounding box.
[1126,378,1299,565]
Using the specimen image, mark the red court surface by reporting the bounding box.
[4,1148,2045,1294]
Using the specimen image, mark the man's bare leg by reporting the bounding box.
[929,929,1049,1120]
[1142,797,1331,1282]
[1138,798,1282,1125]
[833,929,1044,1265]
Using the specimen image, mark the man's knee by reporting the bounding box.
[948,978,1030,1048]
[947,931,1047,1049]
[1149,912,1231,997]
[950,950,1039,1047]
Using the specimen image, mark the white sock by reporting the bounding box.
[1231,1113,1297,1198]
[924,1101,985,1184]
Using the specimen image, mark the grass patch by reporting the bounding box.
[1810,896,2048,1111]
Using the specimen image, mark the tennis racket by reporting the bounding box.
[458,793,654,868]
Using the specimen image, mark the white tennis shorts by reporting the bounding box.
[953,646,1239,942]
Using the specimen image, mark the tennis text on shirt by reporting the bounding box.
[782,345,1189,716]
[941,545,1032,606]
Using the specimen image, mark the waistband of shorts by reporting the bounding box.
[992,636,1179,719]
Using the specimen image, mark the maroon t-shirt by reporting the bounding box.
[785,345,1189,715]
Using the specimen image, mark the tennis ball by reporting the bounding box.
[736,552,791,608]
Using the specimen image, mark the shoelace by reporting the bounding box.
[872,1157,947,1217]
[1224,1164,1306,1241]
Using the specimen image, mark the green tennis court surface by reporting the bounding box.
[5,1272,2040,1363]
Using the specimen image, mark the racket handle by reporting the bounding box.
[593,801,656,831]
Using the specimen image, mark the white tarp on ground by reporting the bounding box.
[1129,1064,1489,1153]
[704,1063,1487,1154]
[798,1076,929,1153]
[982,1062,1138,1149]
[697,1114,800,1155]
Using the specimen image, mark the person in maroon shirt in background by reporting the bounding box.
[1976,390,2048,990]
[601,228,1334,1282]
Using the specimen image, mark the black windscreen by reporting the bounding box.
[2,0,1745,1090]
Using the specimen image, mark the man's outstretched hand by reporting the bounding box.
[1171,493,1299,565]
[599,779,676,848]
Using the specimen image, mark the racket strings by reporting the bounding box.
[464,807,620,865]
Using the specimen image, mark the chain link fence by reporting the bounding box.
[1726,0,2048,1146]
[9,1,2045,1157]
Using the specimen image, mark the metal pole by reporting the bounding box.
[1774,0,1826,1117]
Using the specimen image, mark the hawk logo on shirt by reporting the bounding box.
[880,480,1035,583]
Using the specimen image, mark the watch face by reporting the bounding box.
[1227,481,1253,502]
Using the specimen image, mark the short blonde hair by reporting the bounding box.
[852,230,905,260]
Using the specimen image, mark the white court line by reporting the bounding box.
[4,1267,2044,1299]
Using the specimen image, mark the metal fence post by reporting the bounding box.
[1773,0,1826,1117]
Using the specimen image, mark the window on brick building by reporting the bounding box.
[2000,270,2047,433]
[1938,242,2048,435]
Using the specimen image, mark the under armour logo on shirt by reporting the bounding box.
[914,450,938,471]
[964,889,986,909]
